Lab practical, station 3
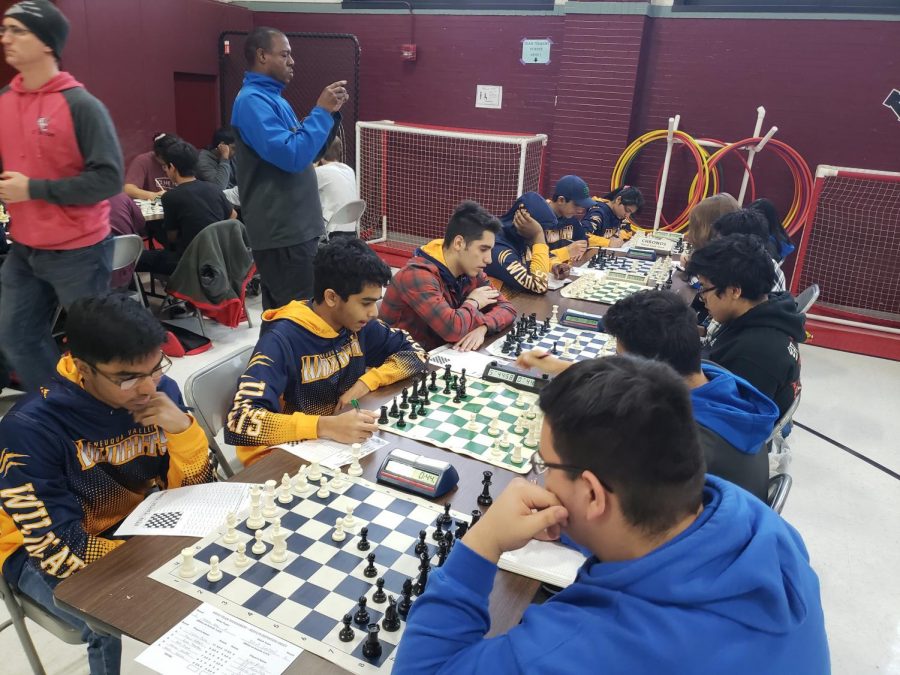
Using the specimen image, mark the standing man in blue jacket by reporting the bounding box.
[394,356,829,675]
[231,26,348,309]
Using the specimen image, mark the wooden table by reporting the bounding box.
[53,252,682,672]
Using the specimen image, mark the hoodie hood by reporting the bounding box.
[411,239,470,305]
[10,71,81,95]
[564,475,822,636]
[693,362,779,454]
[261,299,341,338]
[731,292,806,341]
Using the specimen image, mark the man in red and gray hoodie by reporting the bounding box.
[0,1,123,392]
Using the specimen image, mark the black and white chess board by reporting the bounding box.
[150,473,472,673]
[142,511,183,529]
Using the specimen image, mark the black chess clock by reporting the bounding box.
[482,360,550,393]
[377,449,460,498]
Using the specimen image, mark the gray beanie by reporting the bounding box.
[4,1,70,60]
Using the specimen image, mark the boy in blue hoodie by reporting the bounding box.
[518,289,778,499]
[485,192,572,295]
[0,294,214,675]
[225,238,427,465]
[394,356,829,674]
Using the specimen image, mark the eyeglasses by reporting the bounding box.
[0,26,33,38]
[88,354,172,390]
[530,450,614,493]
[697,284,718,302]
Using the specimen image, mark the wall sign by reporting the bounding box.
[521,38,552,65]
[476,85,503,110]
[884,89,900,121]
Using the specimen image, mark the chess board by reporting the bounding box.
[560,275,648,305]
[135,198,163,220]
[150,472,469,673]
[486,323,615,363]
[378,376,538,474]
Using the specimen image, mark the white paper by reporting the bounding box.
[274,435,387,469]
[428,345,498,375]
[116,483,251,537]
[475,84,502,109]
[135,603,301,675]
[547,276,575,290]
[498,538,587,588]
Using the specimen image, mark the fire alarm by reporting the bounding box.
[401,44,417,61]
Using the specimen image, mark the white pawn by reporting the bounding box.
[262,479,278,518]
[331,466,346,490]
[291,466,310,496]
[512,443,524,465]
[513,416,526,435]
[332,517,346,542]
[234,542,249,568]
[524,426,539,449]
[270,533,287,563]
[278,474,292,504]
[269,517,282,540]
[487,417,501,437]
[206,555,222,582]
[499,431,511,449]
[307,461,323,482]
[466,412,479,432]
[317,477,330,499]
[178,548,197,578]
[343,504,356,530]
[251,530,266,555]
[348,443,363,477]
[222,512,238,544]
[490,439,504,459]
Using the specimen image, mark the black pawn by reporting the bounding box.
[354,596,370,626]
[378,405,389,425]
[389,398,399,418]
[437,540,448,567]
[414,529,428,556]
[452,389,461,404]
[443,378,451,395]
[471,509,482,526]
[399,388,409,409]
[408,406,418,420]
[460,368,467,384]
[372,577,387,604]
[419,376,429,397]
[422,387,430,405]
[477,471,493,506]
[551,341,558,355]
[414,565,429,596]
[417,401,426,416]
[357,526,370,551]
[432,517,444,541]
[458,382,467,399]
[364,552,378,578]
[439,503,452,526]
[451,375,459,391]
[339,613,355,642]
[382,596,401,632]
[429,371,438,391]
[362,623,382,660]
[514,342,523,357]
[418,551,431,573]
[396,410,406,428]
[398,579,413,618]
[443,530,455,551]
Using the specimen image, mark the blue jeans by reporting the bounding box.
[0,238,112,391]
[16,559,121,675]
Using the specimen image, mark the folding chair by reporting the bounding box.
[324,199,366,239]
[183,345,254,478]
[767,474,793,514]
[794,283,820,315]
[0,573,82,675]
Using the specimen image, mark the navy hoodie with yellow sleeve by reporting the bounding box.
[0,356,214,586]
[224,301,427,465]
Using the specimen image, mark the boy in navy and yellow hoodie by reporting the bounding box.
[225,238,426,465]
[0,294,214,675]
[380,201,516,352]
[0,1,124,392]
[394,357,829,675]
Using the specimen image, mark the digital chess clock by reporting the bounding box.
[377,449,459,498]
[560,308,605,332]
[482,360,550,394]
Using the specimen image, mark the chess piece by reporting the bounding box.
[499,431,511,449]
[277,474,293,504]
[178,548,197,578]
[523,427,539,449]
[362,623,382,660]
[443,530,455,551]
[396,411,407,428]
[513,416,526,435]
[262,479,278,518]
[222,512,238,544]
[399,388,409,410]
[354,596,371,626]
[413,564,429,596]
[415,530,428,556]
[455,520,469,540]
[417,400,426,416]
[550,304,559,325]
[439,503,453,526]
[234,542,249,568]
[357,526,371,551]
[437,540,448,567]
[429,371,438,392]
[348,443,364,477]
[443,363,452,382]
[372,577,387,604]
[442,378,451,395]
[246,491,265,530]
[382,596,401,632]
[291,466,310,496]
[331,466,346,490]
[452,389,461,404]
[465,412,479,431]
[514,341,523,357]
[458,381,467,399]
[471,509,482,526]
[339,614,355,642]
[408,405,418,421]
[432,517,444,542]
[550,341,558,356]
[270,531,287,563]
[307,461,323,482]
[332,517,346,542]
[378,405,389,425]
[317,477,331,499]
[512,443,524,464]
[389,398,399,418]
[364,552,378,578]
[252,530,266,555]
[207,555,223,582]
[451,375,458,391]
[398,578,414,618]
[343,504,356,529]
[491,439,504,459]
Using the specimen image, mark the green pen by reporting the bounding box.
[351,399,360,413]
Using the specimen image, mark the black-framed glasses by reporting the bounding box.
[0,26,33,38]
[530,450,614,493]
[89,354,172,391]
[697,284,718,302]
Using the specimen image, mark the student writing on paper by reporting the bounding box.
[393,356,829,675]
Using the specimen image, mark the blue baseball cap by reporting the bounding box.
[553,175,594,209]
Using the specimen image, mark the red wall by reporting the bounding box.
[56,0,252,163]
